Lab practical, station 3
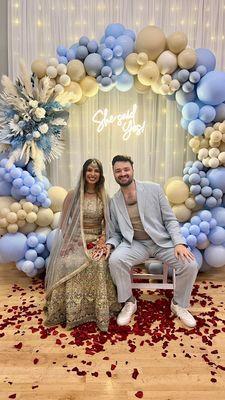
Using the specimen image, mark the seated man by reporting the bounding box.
[106,155,198,328]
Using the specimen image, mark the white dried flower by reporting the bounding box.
[34,107,46,119]
[39,123,49,134]
[29,100,39,108]
[33,131,41,138]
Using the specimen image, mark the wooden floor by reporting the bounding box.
[1,263,225,400]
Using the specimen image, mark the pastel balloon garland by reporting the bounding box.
[1,22,225,275]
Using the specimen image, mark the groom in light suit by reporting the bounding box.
[106,155,198,328]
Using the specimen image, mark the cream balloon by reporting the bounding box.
[46,66,57,78]
[67,60,86,82]
[7,223,19,233]
[48,57,59,67]
[172,204,192,222]
[0,196,15,210]
[0,207,10,218]
[31,59,47,78]
[165,180,189,204]
[36,208,54,227]
[51,212,61,229]
[135,25,166,60]
[10,202,22,213]
[48,186,68,212]
[167,31,188,54]
[137,61,160,86]
[22,202,34,213]
[26,212,38,223]
[177,48,197,69]
[80,76,99,97]
[137,52,148,66]
[134,77,150,94]
[156,50,177,75]
[64,82,82,103]
[17,209,27,220]
[185,197,196,210]
[0,218,7,228]
[6,212,17,224]
[125,53,140,75]
[57,63,67,75]
[59,74,71,87]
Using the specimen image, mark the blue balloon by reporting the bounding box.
[207,167,225,193]
[104,36,116,49]
[106,57,124,76]
[199,105,216,123]
[189,173,201,185]
[183,174,190,184]
[199,210,212,221]
[37,233,47,243]
[76,45,89,61]
[211,206,225,227]
[57,45,67,57]
[188,119,206,136]
[182,81,194,93]
[182,102,199,120]
[102,48,113,61]
[193,160,204,170]
[189,71,201,83]
[57,56,68,65]
[46,229,58,252]
[116,69,134,92]
[87,40,98,53]
[11,186,24,200]
[180,226,189,238]
[79,36,89,46]
[195,194,206,205]
[199,221,210,234]
[105,23,125,38]
[26,194,36,203]
[66,49,76,61]
[177,69,189,83]
[189,225,200,236]
[123,29,136,41]
[0,180,12,195]
[25,249,38,261]
[115,35,134,58]
[200,177,209,187]
[27,235,39,248]
[34,257,45,269]
[84,53,104,77]
[197,71,225,106]
[197,232,207,244]
[205,196,217,208]
[0,232,27,262]
[101,66,112,77]
[201,186,212,197]
[113,45,123,57]
[191,216,201,225]
[22,260,35,274]
[208,226,225,245]
[214,103,225,122]
[209,218,217,229]
[204,244,225,267]
[196,65,207,77]
[175,89,196,106]
[10,167,22,179]
[195,48,216,72]
[101,77,112,87]
[186,234,197,248]
[42,198,51,208]
[190,185,201,195]
[19,185,30,196]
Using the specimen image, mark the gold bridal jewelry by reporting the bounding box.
[90,159,98,167]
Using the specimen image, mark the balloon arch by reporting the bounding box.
[1,23,225,277]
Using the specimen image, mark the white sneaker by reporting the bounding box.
[117,299,137,326]
[171,301,196,328]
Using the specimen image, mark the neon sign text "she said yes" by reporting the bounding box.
[92,104,146,140]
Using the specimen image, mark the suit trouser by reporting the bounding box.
[108,239,198,308]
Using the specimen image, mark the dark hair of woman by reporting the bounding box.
[82,158,105,195]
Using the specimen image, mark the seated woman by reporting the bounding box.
[44,159,120,331]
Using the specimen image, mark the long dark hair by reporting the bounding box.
[82,159,105,194]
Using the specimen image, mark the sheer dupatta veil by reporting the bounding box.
[45,172,111,298]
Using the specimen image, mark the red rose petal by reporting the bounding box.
[14,342,22,350]
[135,391,143,398]
[9,395,16,399]
[33,358,39,365]
[132,368,139,379]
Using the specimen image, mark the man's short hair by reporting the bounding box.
[112,155,134,167]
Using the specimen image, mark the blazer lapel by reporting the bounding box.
[115,190,133,229]
[136,181,146,221]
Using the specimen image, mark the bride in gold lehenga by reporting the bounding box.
[44,159,121,331]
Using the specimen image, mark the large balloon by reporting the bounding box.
[116,70,134,92]
[197,71,225,106]
[195,48,216,72]
[66,60,86,82]
[84,53,104,77]
[115,35,134,58]
[204,244,225,267]
[0,232,27,263]
[166,31,188,54]
[135,26,166,61]
[80,76,99,97]
[137,61,159,86]
[207,167,225,193]
[211,206,225,227]
[165,180,189,204]
[156,51,177,75]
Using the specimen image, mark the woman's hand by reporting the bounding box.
[175,244,195,262]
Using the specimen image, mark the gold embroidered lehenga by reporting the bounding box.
[44,176,120,331]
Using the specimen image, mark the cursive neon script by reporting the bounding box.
[92,104,146,140]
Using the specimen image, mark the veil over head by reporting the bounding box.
[45,162,111,298]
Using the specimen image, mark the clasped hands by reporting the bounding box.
[91,236,112,261]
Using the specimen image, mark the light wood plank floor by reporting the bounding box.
[1,263,225,400]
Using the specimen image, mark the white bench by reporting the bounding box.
[131,258,176,291]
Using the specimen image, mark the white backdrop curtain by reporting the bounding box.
[7,0,225,195]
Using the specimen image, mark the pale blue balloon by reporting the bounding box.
[57,56,68,65]
[182,81,194,93]
[199,210,212,221]
[204,244,225,267]
[199,220,210,234]
[115,35,134,58]
[101,77,112,87]
[0,233,28,262]
[101,66,112,77]
[190,185,201,195]
[205,196,217,208]
[25,249,38,261]
[84,53,104,77]
[189,173,201,185]
[188,119,206,136]
[10,167,22,179]
[34,257,45,269]
[208,226,225,245]
[0,180,12,195]
[116,70,134,92]
[186,234,197,248]
[66,49,76,61]
[177,69,189,83]
[46,229,57,252]
[104,36,116,49]
[189,71,201,83]
[102,48,113,61]
[35,243,45,254]
[214,103,225,122]
[193,160,204,170]
[79,36,89,46]
[196,65,207,77]
[191,216,201,225]
[106,57,124,75]
[197,232,207,244]
[195,48,216,72]
[211,206,225,227]
[113,45,123,57]
[22,260,35,274]
[199,105,216,123]
[105,23,125,38]
[189,225,200,236]
[200,177,209,187]
[182,102,199,120]
[195,194,206,205]
[76,45,89,61]
[197,71,225,106]
[57,45,67,56]
[87,40,98,53]
[201,186,212,197]
[123,29,136,41]
[19,185,29,196]
[207,167,225,193]
[27,235,39,248]
[11,186,24,200]
[175,89,196,106]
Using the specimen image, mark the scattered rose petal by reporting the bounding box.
[135,391,143,398]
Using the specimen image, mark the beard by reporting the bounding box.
[115,176,133,187]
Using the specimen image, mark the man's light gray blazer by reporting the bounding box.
[107,181,186,249]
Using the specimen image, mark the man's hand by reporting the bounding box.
[105,244,113,260]
[175,244,195,262]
